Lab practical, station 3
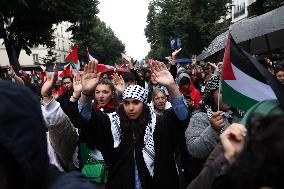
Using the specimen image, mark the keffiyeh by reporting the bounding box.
[108,105,156,177]
[122,85,148,104]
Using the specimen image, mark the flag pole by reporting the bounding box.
[217,76,221,112]
[217,62,223,112]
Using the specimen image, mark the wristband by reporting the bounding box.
[72,96,79,100]
[81,91,92,97]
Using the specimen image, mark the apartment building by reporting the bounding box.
[0,21,73,67]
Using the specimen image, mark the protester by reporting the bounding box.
[177,72,201,111]
[149,88,172,119]
[41,66,79,172]
[185,75,241,160]
[187,99,284,189]
[0,80,94,189]
[79,76,121,188]
[78,61,189,188]
[275,66,284,85]
[6,65,25,85]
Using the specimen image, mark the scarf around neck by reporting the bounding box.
[107,104,156,177]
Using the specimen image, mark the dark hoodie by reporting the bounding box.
[0,81,48,188]
[0,81,94,189]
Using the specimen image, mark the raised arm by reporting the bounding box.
[78,61,101,121]
[7,65,25,85]
[151,60,188,120]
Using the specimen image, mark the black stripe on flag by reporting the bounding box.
[230,36,267,84]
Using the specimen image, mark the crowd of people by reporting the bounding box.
[0,48,284,189]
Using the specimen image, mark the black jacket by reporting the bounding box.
[85,106,189,189]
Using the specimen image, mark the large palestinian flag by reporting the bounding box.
[222,34,284,112]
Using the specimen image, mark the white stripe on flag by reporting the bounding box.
[89,54,98,63]
[225,64,277,101]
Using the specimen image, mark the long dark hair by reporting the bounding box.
[116,103,151,146]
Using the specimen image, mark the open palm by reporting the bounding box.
[151,61,175,87]
[111,73,126,94]
[73,73,82,94]
[41,65,58,96]
[81,61,101,94]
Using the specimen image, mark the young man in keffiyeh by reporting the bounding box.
[78,60,189,189]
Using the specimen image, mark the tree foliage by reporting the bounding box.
[145,0,230,60]
[0,0,99,72]
[69,16,125,66]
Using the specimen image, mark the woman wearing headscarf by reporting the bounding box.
[78,61,189,189]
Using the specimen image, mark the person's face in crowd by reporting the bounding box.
[276,71,284,84]
[95,84,114,107]
[213,88,230,111]
[205,74,211,81]
[181,83,190,91]
[123,99,144,120]
[153,92,167,111]
[62,78,73,91]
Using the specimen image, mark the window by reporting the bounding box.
[32,54,39,64]
[58,39,60,50]
[61,27,63,37]
[233,0,246,19]
[62,40,65,51]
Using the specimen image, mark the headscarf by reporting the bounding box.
[122,85,148,104]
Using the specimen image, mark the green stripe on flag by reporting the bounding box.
[69,62,76,70]
[222,81,259,112]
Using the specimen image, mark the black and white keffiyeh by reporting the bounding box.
[122,85,148,104]
[108,105,156,177]
[108,85,156,176]
[204,75,221,119]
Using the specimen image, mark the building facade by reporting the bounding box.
[231,0,257,22]
[0,21,73,67]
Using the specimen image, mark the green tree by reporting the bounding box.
[40,49,58,65]
[0,0,99,72]
[145,0,230,60]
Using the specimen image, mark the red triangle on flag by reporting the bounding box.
[222,34,236,80]
[65,47,78,64]
[59,64,73,78]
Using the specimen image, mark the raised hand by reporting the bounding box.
[81,61,101,95]
[220,123,247,164]
[151,60,175,87]
[111,73,126,94]
[172,48,182,60]
[192,55,197,65]
[41,65,58,97]
[210,111,225,132]
[73,73,82,97]
[208,62,218,70]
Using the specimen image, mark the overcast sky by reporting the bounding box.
[98,0,150,60]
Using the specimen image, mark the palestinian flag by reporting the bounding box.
[222,34,284,112]
[87,50,98,63]
[59,64,73,78]
[65,47,80,71]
